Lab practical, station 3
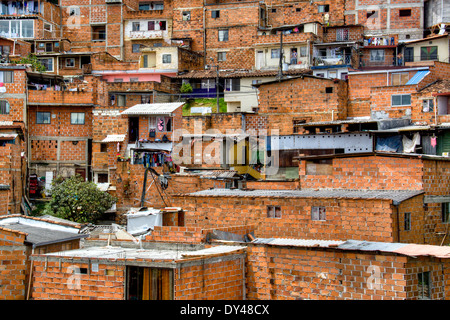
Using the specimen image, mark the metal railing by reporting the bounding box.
[313,54,352,66]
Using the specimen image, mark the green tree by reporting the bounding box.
[14,54,46,73]
[44,175,116,223]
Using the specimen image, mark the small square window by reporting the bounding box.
[271,48,280,59]
[162,54,172,64]
[218,29,228,42]
[311,206,326,221]
[66,58,75,67]
[71,112,85,125]
[100,143,107,153]
[92,25,106,41]
[182,11,191,21]
[370,49,385,62]
[399,9,411,17]
[318,5,329,13]
[97,173,108,183]
[325,87,333,94]
[218,52,226,62]
[271,8,277,13]
[36,112,51,124]
[211,10,220,18]
[267,206,281,218]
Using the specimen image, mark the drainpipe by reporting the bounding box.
[393,202,401,243]
[26,246,35,300]
[203,4,206,67]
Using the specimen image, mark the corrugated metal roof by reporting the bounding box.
[186,188,424,203]
[1,223,87,247]
[252,238,450,259]
[121,102,184,115]
[181,245,246,257]
[392,244,450,258]
[101,134,126,143]
[253,238,344,248]
[406,70,430,85]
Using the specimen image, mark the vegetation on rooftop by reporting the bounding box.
[182,98,227,116]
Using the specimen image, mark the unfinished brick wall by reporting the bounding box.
[266,0,345,27]
[0,137,25,214]
[175,194,404,242]
[257,76,348,135]
[175,254,245,300]
[30,247,245,300]
[298,155,425,191]
[0,227,27,300]
[114,162,226,215]
[245,243,450,300]
[31,259,126,300]
[370,84,418,119]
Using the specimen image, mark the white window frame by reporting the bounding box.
[370,49,385,62]
[311,206,326,221]
[71,112,85,125]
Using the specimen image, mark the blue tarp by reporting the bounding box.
[375,135,403,152]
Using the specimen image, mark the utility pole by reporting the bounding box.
[278,30,283,80]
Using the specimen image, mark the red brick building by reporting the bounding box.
[0,214,86,300]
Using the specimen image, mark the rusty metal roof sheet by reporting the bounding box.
[186,188,424,204]
[252,238,450,259]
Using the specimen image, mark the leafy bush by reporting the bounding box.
[14,54,46,73]
[44,175,116,223]
[180,82,193,93]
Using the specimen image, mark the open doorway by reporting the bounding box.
[126,267,174,300]
[128,117,139,142]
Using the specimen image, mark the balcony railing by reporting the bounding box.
[313,54,351,66]
[129,30,164,40]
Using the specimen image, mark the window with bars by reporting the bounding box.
[418,271,431,299]
[225,78,240,92]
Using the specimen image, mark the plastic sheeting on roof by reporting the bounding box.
[101,135,126,143]
[406,70,430,85]
[121,102,184,115]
